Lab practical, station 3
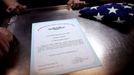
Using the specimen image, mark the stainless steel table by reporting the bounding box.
[4,5,134,75]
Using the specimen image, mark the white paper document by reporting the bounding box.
[31,18,101,75]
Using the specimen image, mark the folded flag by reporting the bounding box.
[79,3,134,24]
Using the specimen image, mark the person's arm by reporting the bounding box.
[67,0,86,10]
[66,0,103,10]
[66,0,127,10]
[2,0,26,14]
[0,27,13,60]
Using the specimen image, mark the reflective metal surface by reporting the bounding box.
[5,5,134,75]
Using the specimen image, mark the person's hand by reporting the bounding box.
[0,28,13,59]
[6,2,27,14]
[67,0,86,10]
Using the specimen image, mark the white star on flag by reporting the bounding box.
[117,3,123,5]
[107,7,118,14]
[124,5,132,9]
[104,3,112,5]
[129,13,134,16]
[90,6,99,10]
[128,3,134,6]
[114,17,125,23]
[93,13,104,20]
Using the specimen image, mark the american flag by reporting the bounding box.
[79,3,134,24]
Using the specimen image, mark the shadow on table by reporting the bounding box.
[79,15,134,75]
[79,15,134,34]
[0,36,20,75]
[106,42,134,75]
[101,22,134,34]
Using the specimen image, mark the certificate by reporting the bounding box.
[30,18,101,75]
